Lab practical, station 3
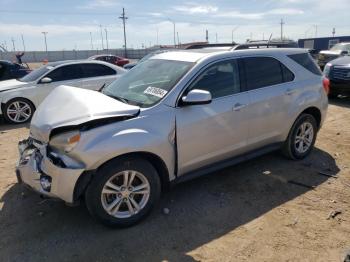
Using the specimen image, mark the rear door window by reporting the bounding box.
[242,57,283,91]
[81,63,116,77]
[288,53,321,76]
[45,64,84,82]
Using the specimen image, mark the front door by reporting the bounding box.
[176,59,250,175]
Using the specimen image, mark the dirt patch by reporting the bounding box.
[0,98,349,262]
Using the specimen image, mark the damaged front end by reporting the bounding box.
[15,85,141,204]
[16,137,85,203]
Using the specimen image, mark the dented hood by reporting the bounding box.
[30,85,140,142]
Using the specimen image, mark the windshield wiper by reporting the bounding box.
[108,94,129,104]
[98,83,105,92]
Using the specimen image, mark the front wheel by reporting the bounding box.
[282,114,317,160]
[85,157,161,227]
[3,98,35,124]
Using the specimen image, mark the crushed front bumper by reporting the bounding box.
[16,138,84,203]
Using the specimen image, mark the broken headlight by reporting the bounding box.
[49,130,81,153]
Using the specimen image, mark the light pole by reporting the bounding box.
[21,34,26,51]
[105,28,109,51]
[11,38,16,52]
[167,18,176,48]
[90,32,94,50]
[231,26,239,43]
[99,25,104,50]
[41,32,48,53]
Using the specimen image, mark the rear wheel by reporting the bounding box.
[282,114,317,160]
[85,157,161,227]
[3,98,35,124]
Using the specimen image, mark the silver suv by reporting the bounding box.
[16,48,328,227]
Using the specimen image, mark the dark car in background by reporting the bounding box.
[0,60,31,81]
[318,43,350,70]
[88,54,129,67]
[323,56,350,98]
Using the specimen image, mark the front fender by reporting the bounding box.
[69,110,176,181]
[0,86,39,107]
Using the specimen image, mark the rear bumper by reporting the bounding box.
[16,139,84,203]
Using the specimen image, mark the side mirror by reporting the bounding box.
[40,77,52,84]
[341,50,349,56]
[181,89,212,106]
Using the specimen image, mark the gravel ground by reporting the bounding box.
[0,98,349,262]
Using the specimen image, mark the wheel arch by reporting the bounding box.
[1,96,36,111]
[73,151,171,202]
[299,106,322,129]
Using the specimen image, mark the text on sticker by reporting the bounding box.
[144,86,168,98]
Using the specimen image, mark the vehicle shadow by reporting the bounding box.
[0,117,29,132]
[329,96,350,108]
[0,148,339,262]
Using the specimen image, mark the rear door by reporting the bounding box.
[176,59,250,175]
[80,63,117,90]
[35,64,84,103]
[240,56,295,150]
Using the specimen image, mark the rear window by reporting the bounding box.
[288,53,321,76]
[81,64,116,77]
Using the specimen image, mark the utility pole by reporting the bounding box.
[11,38,15,52]
[105,28,109,51]
[167,18,176,48]
[332,28,336,37]
[90,32,94,50]
[41,32,48,53]
[280,18,284,41]
[99,25,104,50]
[205,29,208,43]
[21,34,26,51]
[314,25,318,38]
[119,7,128,57]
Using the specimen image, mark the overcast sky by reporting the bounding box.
[0,0,349,51]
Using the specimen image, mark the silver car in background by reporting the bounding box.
[16,48,328,227]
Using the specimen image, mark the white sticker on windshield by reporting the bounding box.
[144,86,168,98]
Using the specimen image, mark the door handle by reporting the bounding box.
[285,88,296,95]
[233,103,246,111]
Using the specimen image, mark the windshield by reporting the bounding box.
[19,65,53,82]
[103,59,193,107]
[330,44,350,52]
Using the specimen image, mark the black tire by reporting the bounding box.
[3,98,35,124]
[282,114,318,160]
[85,157,161,227]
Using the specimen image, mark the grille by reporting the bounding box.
[332,67,350,81]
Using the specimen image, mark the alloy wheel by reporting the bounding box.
[294,122,314,154]
[101,170,150,218]
[6,100,32,123]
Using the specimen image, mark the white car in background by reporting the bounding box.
[0,60,126,124]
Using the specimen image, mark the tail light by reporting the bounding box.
[322,77,330,95]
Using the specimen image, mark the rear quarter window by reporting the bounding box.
[288,53,321,76]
